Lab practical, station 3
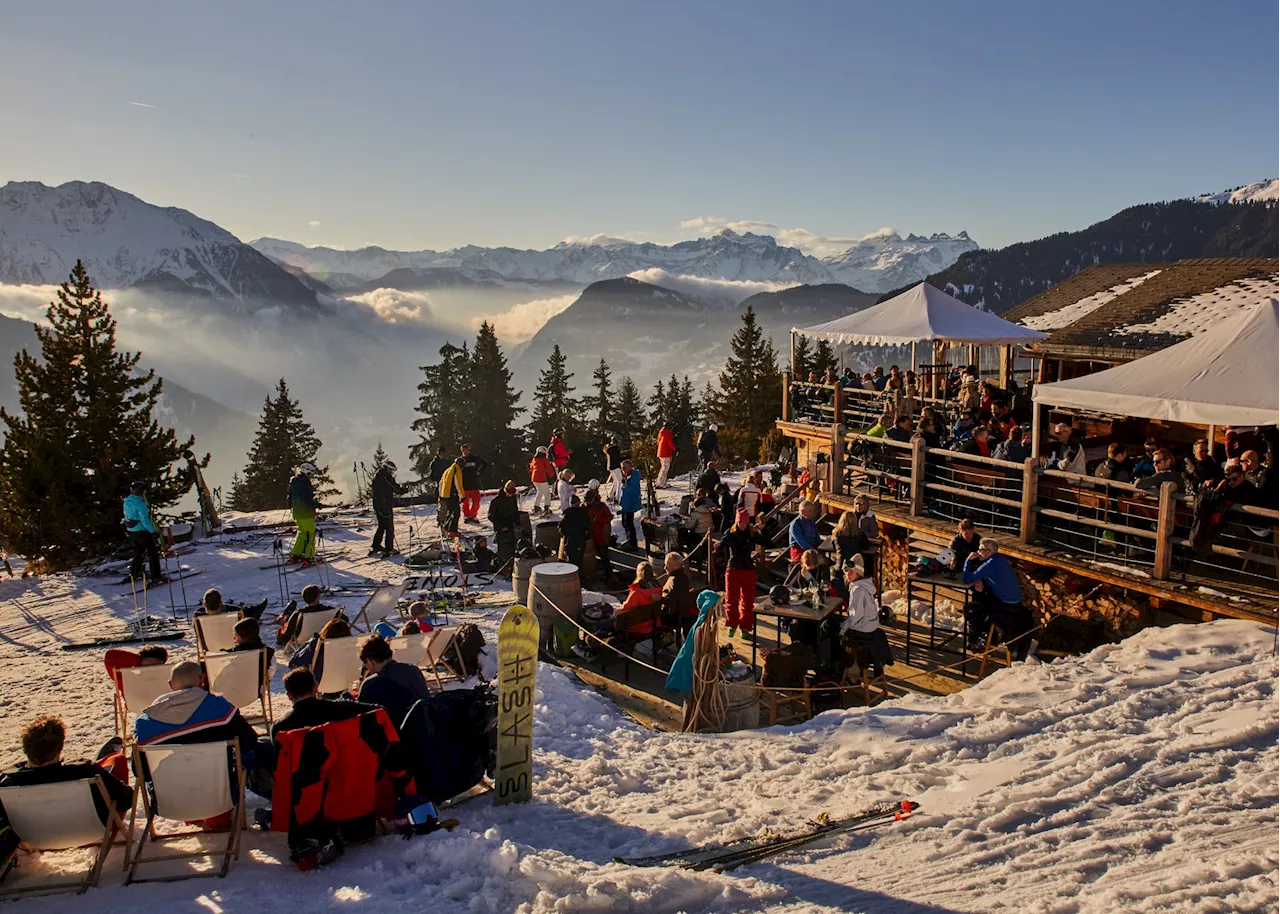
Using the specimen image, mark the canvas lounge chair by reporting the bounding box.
[419,626,468,690]
[288,606,344,652]
[193,613,240,656]
[352,582,408,632]
[126,741,244,884]
[205,649,274,730]
[114,663,178,741]
[0,777,127,897]
[388,633,431,668]
[315,635,365,697]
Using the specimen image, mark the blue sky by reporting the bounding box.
[1,0,1275,253]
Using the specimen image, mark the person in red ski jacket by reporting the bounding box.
[549,429,572,469]
[655,421,677,487]
[528,448,555,515]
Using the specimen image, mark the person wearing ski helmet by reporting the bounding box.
[123,480,164,584]
[549,427,572,470]
[655,420,676,487]
[697,423,721,470]
[370,458,400,556]
[528,446,554,515]
[289,462,319,563]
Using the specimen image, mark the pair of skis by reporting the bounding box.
[613,800,918,873]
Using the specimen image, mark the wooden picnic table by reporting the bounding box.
[750,594,843,668]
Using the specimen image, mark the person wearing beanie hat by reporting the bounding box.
[370,456,402,556]
[666,589,721,695]
[721,509,764,638]
[487,479,521,571]
[528,447,555,515]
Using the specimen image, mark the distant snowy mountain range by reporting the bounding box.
[0,181,321,311]
[251,228,980,294]
[1195,178,1279,206]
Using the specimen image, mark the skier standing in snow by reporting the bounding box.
[289,462,319,563]
[438,457,464,537]
[458,444,487,524]
[619,459,642,550]
[123,480,164,585]
[549,427,572,471]
[487,480,520,571]
[697,423,721,470]
[427,446,450,500]
[528,446,555,515]
[655,421,677,487]
[370,459,400,555]
[603,437,624,504]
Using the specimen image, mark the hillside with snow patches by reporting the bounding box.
[252,229,979,295]
[0,181,322,311]
[0,495,1274,914]
[1196,179,1279,206]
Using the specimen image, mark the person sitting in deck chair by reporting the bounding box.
[355,635,430,726]
[0,716,133,826]
[272,669,380,739]
[104,643,168,682]
[398,601,435,636]
[1041,423,1087,475]
[230,617,275,668]
[276,584,343,648]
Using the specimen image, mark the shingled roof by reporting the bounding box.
[1021,258,1278,361]
[1002,263,1163,330]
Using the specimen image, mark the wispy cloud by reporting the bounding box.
[127,101,162,110]
[627,269,795,304]
[482,293,578,343]
[308,220,323,228]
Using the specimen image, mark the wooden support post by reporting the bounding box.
[1031,400,1043,459]
[833,381,843,426]
[999,345,1013,389]
[790,331,796,378]
[909,435,927,517]
[781,371,791,422]
[830,423,844,496]
[1153,481,1177,580]
[1020,457,1038,544]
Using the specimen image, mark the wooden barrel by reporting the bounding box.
[721,677,760,732]
[512,556,541,605]
[580,541,597,585]
[516,511,533,543]
[534,520,561,553]
[529,562,582,638]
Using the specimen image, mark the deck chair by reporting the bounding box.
[388,633,431,668]
[126,742,244,884]
[0,778,126,897]
[193,613,241,656]
[204,649,273,730]
[315,635,365,697]
[291,607,344,650]
[115,663,178,741]
[352,582,408,633]
[420,626,465,690]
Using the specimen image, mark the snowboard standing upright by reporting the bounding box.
[495,603,538,805]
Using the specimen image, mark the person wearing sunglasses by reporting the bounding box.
[961,538,1034,659]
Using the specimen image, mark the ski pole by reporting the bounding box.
[274,538,287,607]
[129,574,144,640]
[161,540,181,624]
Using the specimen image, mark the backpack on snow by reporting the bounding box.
[444,623,486,679]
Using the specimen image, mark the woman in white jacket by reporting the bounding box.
[557,468,577,515]
[837,554,893,678]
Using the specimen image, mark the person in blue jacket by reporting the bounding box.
[618,459,642,551]
[666,589,721,698]
[788,499,821,563]
[289,462,319,563]
[123,480,164,584]
[961,538,1033,658]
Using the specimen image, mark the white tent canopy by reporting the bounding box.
[1033,299,1279,427]
[793,282,1048,347]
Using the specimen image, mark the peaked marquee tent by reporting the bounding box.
[1032,299,1278,427]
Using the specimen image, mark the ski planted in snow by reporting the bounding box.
[114,569,201,587]
[259,551,348,572]
[612,801,918,869]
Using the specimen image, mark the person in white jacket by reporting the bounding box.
[838,554,892,678]
[557,468,577,515]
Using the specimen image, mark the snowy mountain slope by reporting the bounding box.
[1196,178,1279,205]
[0,181,321,311]
[254,229,978,294]
[0,509,1273,914]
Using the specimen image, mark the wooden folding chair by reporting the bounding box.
[126,742,245,884]
[0,777,127,897]
[115,663,178,741]
[193,613,241,657]
[286,607,344,655]
[838,662,889,706]
[315,635,365,697]
[352,583,408,633]
[978,624,1015,678]
[420,626,466,690]
[388,633,431,668]
[204,649,274,730]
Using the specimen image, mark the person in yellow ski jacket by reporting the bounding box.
[438,459,464,536]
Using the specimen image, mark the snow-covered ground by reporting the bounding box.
[0,478,1276,913]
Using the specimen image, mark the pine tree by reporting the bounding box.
[715,304,782,450]
[467,322,525,483]
[792,333,813,379]
[529,344,579,452]
[236,379,334,510]
[357,442,388,502]
[813,338,836,376]
[226,472,248,512]
[613,377,647,444]
[409,342,472,481]
[582,358,613,443]
[669,375,700,474]
[0,262,197,565]
[647,377,672,431]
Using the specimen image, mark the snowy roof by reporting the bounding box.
[1030,258,1279,358]
[1034,299,1278,426]
[1004,265,1164,331]
[793,282,1047,346]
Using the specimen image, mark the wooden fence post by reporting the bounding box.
[1153,481,1176,579]
[1020,458,1038,544]
[833,381,844,426]
[781,372,791,422]
[830,424,844,496]
[909,436,927,517]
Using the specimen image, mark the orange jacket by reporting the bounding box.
[528,456,555,484]
[656,427,676,458]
